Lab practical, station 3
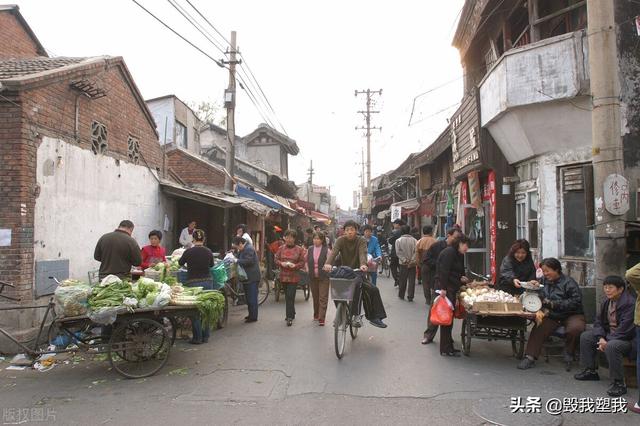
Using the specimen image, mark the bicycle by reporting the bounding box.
[219,265,270,328]
[272,269,310,302]
[330,270,366,359]
[378,252,390,278]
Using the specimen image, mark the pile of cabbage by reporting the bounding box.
[460,287,519,308]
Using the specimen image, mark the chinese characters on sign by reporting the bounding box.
[390,205,402,222]
[603,174,630,215]
[509,396,628,415]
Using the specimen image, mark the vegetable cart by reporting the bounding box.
[0,281,202,379]
[460,302,535,359]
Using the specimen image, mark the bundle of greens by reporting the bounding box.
[196,290,225,329]
[88,280,135,309]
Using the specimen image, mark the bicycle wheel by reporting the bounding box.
[257,277,270,305]
[349,314,359,339]
[303,284,310,301]
[334,302,348,359]
[385,259,391,278]
[217,293,229,329]
[274,279,281,302]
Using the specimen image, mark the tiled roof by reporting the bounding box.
[0,56,88,80]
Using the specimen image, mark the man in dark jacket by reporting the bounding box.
[422,226,462,344]
[94,220,142,280]
[388,219,404,287]
[575,276,636,397]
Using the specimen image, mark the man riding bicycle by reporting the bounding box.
[323,220,388,328]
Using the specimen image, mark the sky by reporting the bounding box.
[17,0,465,209]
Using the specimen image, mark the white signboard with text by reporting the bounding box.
[603,174,630,215]
[391,205,402,222]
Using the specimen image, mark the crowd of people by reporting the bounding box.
[93,218,640,414]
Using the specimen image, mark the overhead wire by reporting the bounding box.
[166,0,227,56]
[130,0,226,68]
[181,0,289,135]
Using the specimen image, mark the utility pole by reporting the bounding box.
[222,31,241,251]
[307,160,314,184]
[587,0,626,303]
[355,89,382,195]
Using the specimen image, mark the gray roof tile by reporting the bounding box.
[0,56,87,80]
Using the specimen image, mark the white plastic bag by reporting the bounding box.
[99,275,122,287]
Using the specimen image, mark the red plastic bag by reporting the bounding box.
[429,295,454,326]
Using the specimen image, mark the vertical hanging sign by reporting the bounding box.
[488,171,497,283]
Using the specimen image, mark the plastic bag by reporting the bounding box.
[100,275,122,287]
[236,264,249,282]
[54,283,92,317]
[211,262,228,285]
[88,306,126,325]
[429,295,454,326]
[454,299,466,319]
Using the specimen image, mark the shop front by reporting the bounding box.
[449,90,515,282]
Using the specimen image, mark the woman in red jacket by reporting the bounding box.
[275,229,306,326]
[140,230,167,270]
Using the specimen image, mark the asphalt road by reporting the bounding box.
[0,275,637,425]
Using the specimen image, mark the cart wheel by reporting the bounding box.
[462,318,471,356]
[257,277,270,305]
[108,318,170,379]
[217,294,229,329]
[274,279,281,302]
[303,284,310,301]
[334,303,348,359]
[512,330,525,359]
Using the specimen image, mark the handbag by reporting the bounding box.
[236,264,249,282]
[429,295,454,326]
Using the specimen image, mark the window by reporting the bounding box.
[127,136,140,165]
[560,165,594,258]
[516,197,527,240]
[91,121,107,154]
[527,192,539,249]
[175,120,187,148]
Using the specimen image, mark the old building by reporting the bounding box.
[0,6,176,341]
[146,94,202,155]
[455,0,640,293]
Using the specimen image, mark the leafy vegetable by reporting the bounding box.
[88,281,135,309]
[196,290,225,329]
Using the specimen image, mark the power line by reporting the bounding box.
[166,0,227,56]
[238,55,288,135]
[185,0,231,46]
[130,0,225,68]
[178,0,288,135]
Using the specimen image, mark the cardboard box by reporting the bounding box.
[472,302,524,315]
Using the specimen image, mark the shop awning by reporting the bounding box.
[160,181,244,208]
[377,209,390,220]
[309,210,330,224]
[236,185,297,215]
[241,199,274,216]
[392,198,420,215]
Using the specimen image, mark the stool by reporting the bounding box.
[542,326,574,371]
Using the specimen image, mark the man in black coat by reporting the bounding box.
[574,276,637,397]
[421,226,462,344]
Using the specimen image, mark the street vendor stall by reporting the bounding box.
[0,269,225,379]
[458,282,535,359]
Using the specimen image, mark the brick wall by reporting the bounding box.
[0,11,42,59]
[0,60,164,302]
[0,92,34,302]
[167,149,226,188]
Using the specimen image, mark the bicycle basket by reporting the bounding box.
[330,278,357,302]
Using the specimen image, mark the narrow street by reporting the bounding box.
[0,276,632,425]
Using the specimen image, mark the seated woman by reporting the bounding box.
[498,239,536,295]
[518,258,585,370]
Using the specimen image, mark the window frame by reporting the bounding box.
[559,163,594,259]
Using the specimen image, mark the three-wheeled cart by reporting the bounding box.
[460,303,535,359]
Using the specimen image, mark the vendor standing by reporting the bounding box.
[498,239,536,295]
[178,229,214,344]
[140,230,167,270]
[94,220,142,280]
[179,220,197,248]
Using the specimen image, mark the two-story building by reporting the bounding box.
[146,94,202,155]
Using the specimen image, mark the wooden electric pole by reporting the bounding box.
[355,89,382,195]
[587,0,626,302]
[222,31,241,251]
